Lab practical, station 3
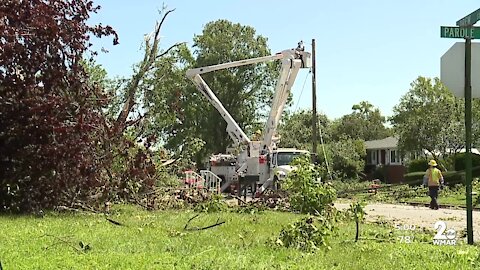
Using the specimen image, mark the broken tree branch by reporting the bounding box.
[183,214,225,231]
[42,234,84,253]
[113,8,185,135]
[231,195,246,205]
[156,42,186,59]
[184,213,200,230]
[106,217,123,226]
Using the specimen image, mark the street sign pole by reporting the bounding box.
[442,7,480,245]
[464,37,474,245]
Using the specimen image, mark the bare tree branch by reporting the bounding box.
[156,42,186,59]
[184,213,200,230]
[184,214,225,231]
[113,8,184,135]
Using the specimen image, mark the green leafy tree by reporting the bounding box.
[391,77,480,158]
[318,137,366,179]
[278,110,330,149]
[275,155,337,252]
[331,101,392,141]
[192,20,278,154]
[349,201,367,242]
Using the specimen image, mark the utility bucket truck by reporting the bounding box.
[185,42,312,196]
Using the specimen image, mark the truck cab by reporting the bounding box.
[270,148,310,183]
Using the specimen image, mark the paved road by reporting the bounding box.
[335,202,480,241]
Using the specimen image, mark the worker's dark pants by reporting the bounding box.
[428,186,439,209]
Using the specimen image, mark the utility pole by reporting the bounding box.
[311,38,317,155]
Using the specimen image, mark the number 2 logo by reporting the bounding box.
[434,221,456,240]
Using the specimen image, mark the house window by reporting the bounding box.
[391,150,399,163]
[367,150,377,164]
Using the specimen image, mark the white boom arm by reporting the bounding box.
[260,49,311,152]
[186,54,284,146]
[185,44,311,150]
[261,59,298,151]
[186,73,250,146]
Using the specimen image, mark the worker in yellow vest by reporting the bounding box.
[423,159,444,210]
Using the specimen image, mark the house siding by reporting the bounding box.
[385,165,406,183]
[364,137,407,183]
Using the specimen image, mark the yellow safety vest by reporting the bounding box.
[426,168,442,187]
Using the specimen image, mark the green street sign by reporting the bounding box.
[441,26,480,39]
[457,8,480,26]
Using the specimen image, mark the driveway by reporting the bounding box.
[335,202,480,241]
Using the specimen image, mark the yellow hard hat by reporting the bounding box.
[428,159,437,167]
[255,130,261,134]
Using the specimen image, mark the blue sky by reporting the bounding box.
[90,0,479,120]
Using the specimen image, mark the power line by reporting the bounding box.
[294,70,311,112]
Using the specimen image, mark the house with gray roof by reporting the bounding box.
[364,136,405,183]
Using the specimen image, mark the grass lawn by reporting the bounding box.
[1,205,479,269]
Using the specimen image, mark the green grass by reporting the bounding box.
[1,205,479,269]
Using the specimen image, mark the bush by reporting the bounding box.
[404,166,480,186]
[273,215,336,252]
[443,171,463,185]
[443,167,480,185]
[372,165,386,182]
[454,153,480,171]
[194,194,228,213]
[283,156,337,215]
[330,179,372,195]
[403,171,426,185]
[407,158,429,173]
[404,170,464,186]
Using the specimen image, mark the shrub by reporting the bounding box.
[454,153,480,171]
[407,158,429,173]
[443,171,463,185]
[372,165,386,182]
[403,172,426,185]
[273,215,336,252]
[348,201,367,242]
[330,179,372,195]
[404,166,480,186]
[194,194,228,213]
[283,156,337,215]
